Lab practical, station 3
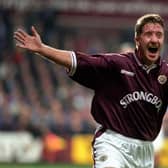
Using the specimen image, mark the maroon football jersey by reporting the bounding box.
[70,50,168,141]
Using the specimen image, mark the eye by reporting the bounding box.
[156,32,163,39]
[144,32,152,37]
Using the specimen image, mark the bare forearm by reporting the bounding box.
[37,44,72,69]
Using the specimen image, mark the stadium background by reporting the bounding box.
[0,0,168,167]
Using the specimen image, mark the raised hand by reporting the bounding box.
[14,26,43,53]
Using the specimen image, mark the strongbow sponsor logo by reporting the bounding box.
[158,75,167,85]
[120,91,162,112]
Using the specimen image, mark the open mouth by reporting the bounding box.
[148,47,158,53]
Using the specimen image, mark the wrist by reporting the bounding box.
[37,43,46,54]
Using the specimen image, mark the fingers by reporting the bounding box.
[13,26,41,50]
[31,26,39,37]
[15,42,26,49]
[14,31,25,44]
[16,29,28,38]
[13,28,29,46]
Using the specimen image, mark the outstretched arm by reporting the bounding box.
[14,26,72,69]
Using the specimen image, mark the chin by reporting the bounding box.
[147,55,159,63]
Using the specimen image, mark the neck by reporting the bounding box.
[142,56,155,67]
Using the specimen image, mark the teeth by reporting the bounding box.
[148,47,158,53]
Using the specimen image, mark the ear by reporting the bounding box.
[134,36,140,47]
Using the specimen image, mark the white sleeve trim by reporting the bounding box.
[67,51,77,76]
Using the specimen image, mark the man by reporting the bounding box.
[14,13,167,168]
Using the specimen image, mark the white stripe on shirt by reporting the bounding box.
[67,51,77,76]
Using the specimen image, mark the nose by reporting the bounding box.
[150,34,158,43]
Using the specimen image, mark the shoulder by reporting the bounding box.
[102,52,134,66]
[75,51,133,59]
[158,60,168,87]
[160,60,168,74]
[74,51,134,68]
[96,52,133,61]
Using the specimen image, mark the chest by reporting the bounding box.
[118,65,168,100]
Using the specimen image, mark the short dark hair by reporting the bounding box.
[135,14,164,37]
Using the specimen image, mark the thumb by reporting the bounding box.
[31,26,39,37]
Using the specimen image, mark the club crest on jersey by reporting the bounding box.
[99,155,108,162]
[120,69,135,77]
[158,75,167,85]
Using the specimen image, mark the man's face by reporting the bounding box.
[135,23,164,65]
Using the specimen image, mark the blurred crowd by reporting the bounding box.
[0,8,98,138]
